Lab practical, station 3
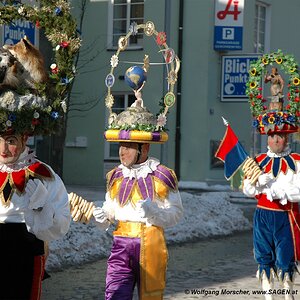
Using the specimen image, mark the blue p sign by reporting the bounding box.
[222,28,234,40]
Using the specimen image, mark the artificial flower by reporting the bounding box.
[110,55,119,68]
[8,114,16,122]
[54,7,62,15]
[250,82,257,89]
[51,112,59,119]
[61,77,70,85]
[60,41,69,48]
[156,32,167,45]
[275,58,283,64]
[268,116,275,124]
[262,58,269,65]
[293,77,300,85]
[250,68,257,76]
[18,6,25,16]
[31,119,39,126]
[61,100,67,113]
[156,114,167,128]
[50,63,58,74]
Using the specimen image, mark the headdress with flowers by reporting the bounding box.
[0,0,81,135]
[104,21,180,144]
[246,50,300,135]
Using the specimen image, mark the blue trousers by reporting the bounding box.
[253,208,296,280]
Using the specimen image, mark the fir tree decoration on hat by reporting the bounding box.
[246,50,300,135]
[0,0,81,136]
[104,21,180,144]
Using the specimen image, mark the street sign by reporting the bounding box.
[214,0,244,51]
[221,55,259,102]
[1,1,38,46]
[3,19,36,45]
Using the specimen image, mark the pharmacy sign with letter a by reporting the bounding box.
[214,0,244,51]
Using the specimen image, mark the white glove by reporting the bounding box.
[25,179,48,210]
[93,207,110,223]
[25,199,55,234]
[257,173,274,187]
[270,184,286,200]
[136,198,157,219]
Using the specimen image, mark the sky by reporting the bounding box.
[46,188,253,271]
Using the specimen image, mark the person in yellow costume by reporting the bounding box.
[93,71,183,299]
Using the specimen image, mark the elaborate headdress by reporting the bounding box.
[104,21,180,144]
[246,50,300,135]
[0,1,81,136]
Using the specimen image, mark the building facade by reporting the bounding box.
[63,0,300,187]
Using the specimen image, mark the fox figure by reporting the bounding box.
[3,36,48,89]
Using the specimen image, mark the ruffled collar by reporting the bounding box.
[119,157,160,179]
[0,147,37,172]
[267,145,291,158]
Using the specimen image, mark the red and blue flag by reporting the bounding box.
[215,119,248,180]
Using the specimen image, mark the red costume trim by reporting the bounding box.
[255,153,300,177]
[0,162,53,206]
[30,255,45,300]
[256,194,300,260]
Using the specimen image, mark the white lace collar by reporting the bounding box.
[0,146,37,172]
[267,145,291,158]
[119,157,160,179]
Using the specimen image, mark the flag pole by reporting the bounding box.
[221,116,229,126]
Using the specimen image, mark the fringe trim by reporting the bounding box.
[257,263,299,283]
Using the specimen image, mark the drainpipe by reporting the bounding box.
[174,0,184,180]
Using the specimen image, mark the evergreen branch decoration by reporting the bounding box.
[0,0,81,135]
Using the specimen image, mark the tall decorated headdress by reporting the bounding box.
[0,0,81,136]
[246,50,300,135]
[104,21,180,144]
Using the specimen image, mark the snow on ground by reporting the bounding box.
[46,190,252,271]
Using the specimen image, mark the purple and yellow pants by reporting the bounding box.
[105,221,168,300]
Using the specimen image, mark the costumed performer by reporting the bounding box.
[93,21,183,300]
[0,39,71,299]
[243,51,300,300]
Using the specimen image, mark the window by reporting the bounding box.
[104,93,135,160]
[254,2,270,53]
[107,0,144,49]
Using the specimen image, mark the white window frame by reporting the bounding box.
[107,0,144,50]
[254,1,271,53]
[104,92,135,160]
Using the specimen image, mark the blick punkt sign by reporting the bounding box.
[3,19,36,46]
[1,0,38,46]
[214,0,244,51]
[221,55,259,102]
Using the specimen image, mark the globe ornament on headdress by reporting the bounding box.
[104,21,180,144]
[0,0,81,136]
[246,50,300,135]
